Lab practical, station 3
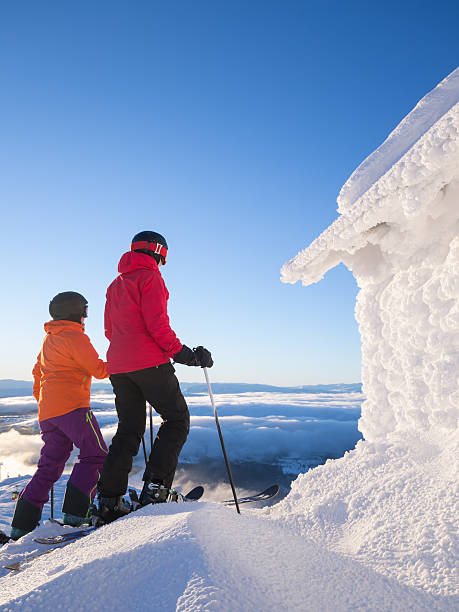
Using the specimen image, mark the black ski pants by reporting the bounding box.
[98,363,190,497]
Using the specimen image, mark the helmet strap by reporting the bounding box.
[131,241,167,263]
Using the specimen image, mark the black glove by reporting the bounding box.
[194,346,213,368]
[173,345,198,366]
[173,345,214,368]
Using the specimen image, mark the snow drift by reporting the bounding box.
[276,67,459,597]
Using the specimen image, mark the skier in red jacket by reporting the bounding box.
[97,231,213,522]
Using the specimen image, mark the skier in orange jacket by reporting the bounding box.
[10,292,108,540]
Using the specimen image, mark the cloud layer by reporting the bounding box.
[0,387,363,484]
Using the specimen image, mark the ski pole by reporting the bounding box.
[141,436,148,467]
[203,367,240,514]
[50,485,54,519]
[149,403,154,452]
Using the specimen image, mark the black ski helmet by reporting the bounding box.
[131,231,168,264]
[49,292,88,323]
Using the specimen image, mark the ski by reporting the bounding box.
[33,485,205,546]
[223,484,280,505]
[3,546,63,572]
[33,527,96,545]
[181,485,204,501]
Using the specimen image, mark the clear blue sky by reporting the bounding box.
[1,1,457,385]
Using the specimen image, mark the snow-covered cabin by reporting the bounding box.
[282,68,459,445]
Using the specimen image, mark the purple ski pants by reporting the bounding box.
[21,407,108,513]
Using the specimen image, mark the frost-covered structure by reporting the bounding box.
[283,68,459,444]
[272,69,459,597]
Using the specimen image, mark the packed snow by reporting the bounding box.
[0,500,451,611]
[264,437,458,598]
[0,69,458,610]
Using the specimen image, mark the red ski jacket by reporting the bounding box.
[105,251,183,374]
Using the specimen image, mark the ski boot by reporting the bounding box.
[139,481,170,506]
[96,495,131,525]
[62,513,89,527]
[10,527,30,541]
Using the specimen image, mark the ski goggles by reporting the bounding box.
[131,240,168,263]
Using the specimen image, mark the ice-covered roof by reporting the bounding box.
[282,67,459,286]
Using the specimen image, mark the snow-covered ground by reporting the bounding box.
[0,385,372,610]
[0,500,453,611]
[265,437,458,598]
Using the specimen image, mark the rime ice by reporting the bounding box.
[277,67,459,596]
[282,68,459,445]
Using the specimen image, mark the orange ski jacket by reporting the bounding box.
[33,320,108,421]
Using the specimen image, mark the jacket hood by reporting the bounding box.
[44,320,84,334]
[118,251,159,275]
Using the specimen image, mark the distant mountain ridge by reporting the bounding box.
[0,379,362,398]
[179,382,362,395]
[0,380,35,398]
